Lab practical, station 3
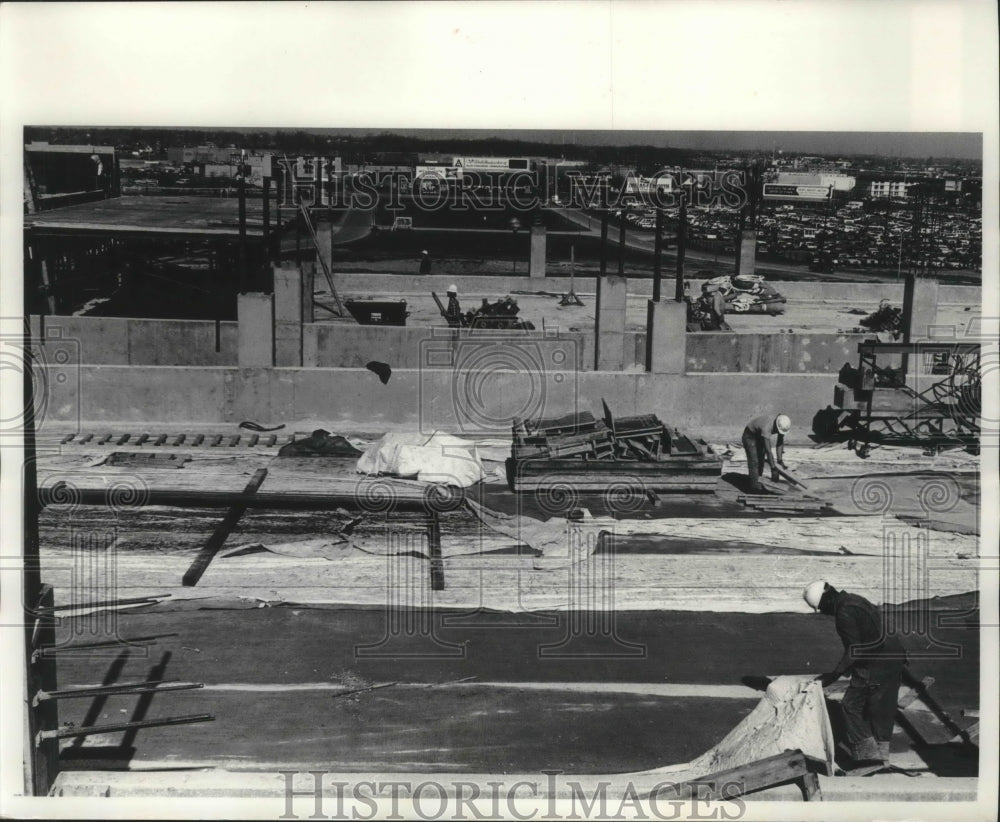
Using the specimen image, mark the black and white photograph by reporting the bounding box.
[1,2,997,820]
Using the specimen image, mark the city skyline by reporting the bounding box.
[45,127,983,163]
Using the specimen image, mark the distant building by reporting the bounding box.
[776,171,855,192]
[868,180,913,199]
[24,141,119,212]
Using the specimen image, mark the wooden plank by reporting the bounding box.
[650,750,821,802]
[428,514,444,592]
[182,469,268,587]
[191,434,205,447]
[39,714,214,741]
[773,465,809,489]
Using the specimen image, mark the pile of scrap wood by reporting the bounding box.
[505,401,722,493]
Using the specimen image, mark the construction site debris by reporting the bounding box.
[277,430,364,458]
[506,402,722,492]
[853,299,904,339]
[365,361,392,385]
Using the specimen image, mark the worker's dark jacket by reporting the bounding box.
[830,591,907,681]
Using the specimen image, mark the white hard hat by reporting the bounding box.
[803,580,827,610]
[775,414,792,434]
[447,284,458,294]
[422,250,429,255]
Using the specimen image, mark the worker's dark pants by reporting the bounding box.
[741,429,767,489]
[841,664,905,747]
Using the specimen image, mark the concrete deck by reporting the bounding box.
[24,195,269,238]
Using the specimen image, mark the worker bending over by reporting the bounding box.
[741,413,790,492]
[804,581,907,766]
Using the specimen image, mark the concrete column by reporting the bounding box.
[314,217,334,276]
[529,224,546,278]
[274,267,304,367]
[902,274,939,342]
[645,299,687,374]
[238,292,274,367]
[738,229,757,278]
[595,276,627,371]
[901,274,939,378]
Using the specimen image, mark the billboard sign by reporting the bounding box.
[416,165,463,180]
[763,183,832,201]
[453,157,531,171]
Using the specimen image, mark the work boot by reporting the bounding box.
[850,737,881,764]
[877,741,891,763]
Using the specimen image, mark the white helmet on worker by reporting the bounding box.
[447,284,458,294]
[775,414,792,434]
[422,250,429,255]
[803,580,828,611]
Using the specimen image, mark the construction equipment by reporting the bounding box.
[560,245,584,306]
[815,341,981,456]
[506,401,723,493]
[431,291,535,330]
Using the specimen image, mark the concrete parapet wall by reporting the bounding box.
[38,364,836,433]
[686,332,868,373]
[29,315,238,366]
[304,324,591,371]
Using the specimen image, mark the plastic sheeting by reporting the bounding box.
[356,432,485,488]
[643,675,836,781]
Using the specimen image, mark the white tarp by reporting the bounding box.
[643,675,835,781]
[356,432,485,488]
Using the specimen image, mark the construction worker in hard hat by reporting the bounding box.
[419,249,432,275]
[804,581,908,766]
[444,284,463,328]
[741,413,791,492]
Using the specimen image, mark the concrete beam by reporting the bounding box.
[237,293,274,368]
